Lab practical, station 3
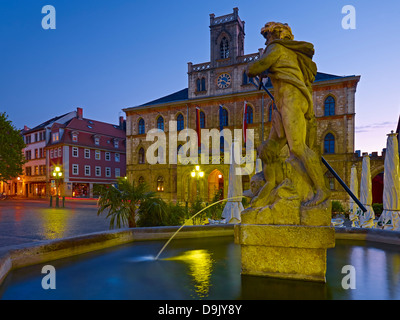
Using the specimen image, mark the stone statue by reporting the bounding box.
[235,22,335,283]
[246,22,330,208]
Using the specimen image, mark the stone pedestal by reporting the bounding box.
[235,201,335,282]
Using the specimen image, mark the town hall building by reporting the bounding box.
[124,8,361,205]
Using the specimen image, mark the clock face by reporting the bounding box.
[217,73,231,89]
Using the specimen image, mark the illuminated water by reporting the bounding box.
[1,237,400,300]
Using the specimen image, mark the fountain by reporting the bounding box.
[2,21,400,301]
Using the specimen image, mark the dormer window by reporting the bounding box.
[94,136,100,145]
[72,133,78,142]
[52,132,59,143]
[114,140,119,148]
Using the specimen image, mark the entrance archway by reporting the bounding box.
[372,172,384,204]
[208,169,224,202]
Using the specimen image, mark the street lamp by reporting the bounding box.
[52,166,63,208]
[190,165,204,200]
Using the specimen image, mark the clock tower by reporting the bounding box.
[187,8,255,99]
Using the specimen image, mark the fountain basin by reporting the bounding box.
[1,226,400,299]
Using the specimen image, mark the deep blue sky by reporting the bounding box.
[0,0,399,153]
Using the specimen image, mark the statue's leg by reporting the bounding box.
[279,87,330,206]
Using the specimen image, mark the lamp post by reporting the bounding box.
[52,166,63,208]
[190,165,204,201]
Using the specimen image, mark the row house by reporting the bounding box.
[46,107,126,198]
[4,111,78,197]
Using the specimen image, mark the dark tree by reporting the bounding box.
[0,112,26,182]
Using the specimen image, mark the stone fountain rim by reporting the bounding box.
[1,225,400,287]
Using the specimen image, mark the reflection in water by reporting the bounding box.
[40,209,69,240]
[164,249,214,298]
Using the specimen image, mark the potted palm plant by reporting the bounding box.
[97,178,162,228]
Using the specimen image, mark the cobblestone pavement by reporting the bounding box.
[0,199,113,248]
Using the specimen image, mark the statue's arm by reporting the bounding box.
[248,44,281,77]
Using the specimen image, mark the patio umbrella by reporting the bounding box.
[381,132,400,230]
[349,165,360,227]
[255,158,263,174]
[221,140,244,224]
[359,154,375,228]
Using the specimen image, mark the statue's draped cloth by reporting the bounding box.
[255,39,317,120]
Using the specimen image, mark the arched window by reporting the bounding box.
[177,114,184,131]
[138,176,145,185]
[138,147,145,164]
[220,37,229,59]
[157,176,164,192]
[242,71,248,85]
[220,108,228,127]
[138,118,145,135]
[324,96,335,116]
[324,133,335,154]
[246,106,253,124]
[201,78,206,91]
[200,111,206,128]
[157,116,164,131]
[268,104,273,122]
[324,172,335,190]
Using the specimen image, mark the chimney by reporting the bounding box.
[77,107,83,120]
[119,116,126,131]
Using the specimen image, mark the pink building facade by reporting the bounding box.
[46,108,126,198]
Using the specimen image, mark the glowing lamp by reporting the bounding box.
[191,171,196,178]
[199,171,204,178]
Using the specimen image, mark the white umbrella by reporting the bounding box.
[255,158,263,174]
[349,165,360,227]
[359,154,375,228]
[381,132,400,230]
[221,140,244,224]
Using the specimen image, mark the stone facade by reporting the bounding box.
[124,8,362,205]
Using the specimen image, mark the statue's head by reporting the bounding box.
[261,22,294,44]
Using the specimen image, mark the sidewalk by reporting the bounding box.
[0,199,111,249]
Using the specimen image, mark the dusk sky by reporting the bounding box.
[0,0,399,153]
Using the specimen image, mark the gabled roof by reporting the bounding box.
[23,112,72,134]
[138,88,189,107]
[64,117,125,138]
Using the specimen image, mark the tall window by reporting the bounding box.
[242,71,248,85]
[201,78,206,91]
[157,116,164,131]
[139,176,145,185]
[220,37,229,59]
[138,147,145,164]
[196,79,201,92]
[177,114,184,131]
[200,111,206,128]
[157,176,164,192]
[324,133,335,154]
[220,108,228,127]
[324,96,335,116]
[72,164,79,175]
[138,118,145,135]
[246,106,253,124]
